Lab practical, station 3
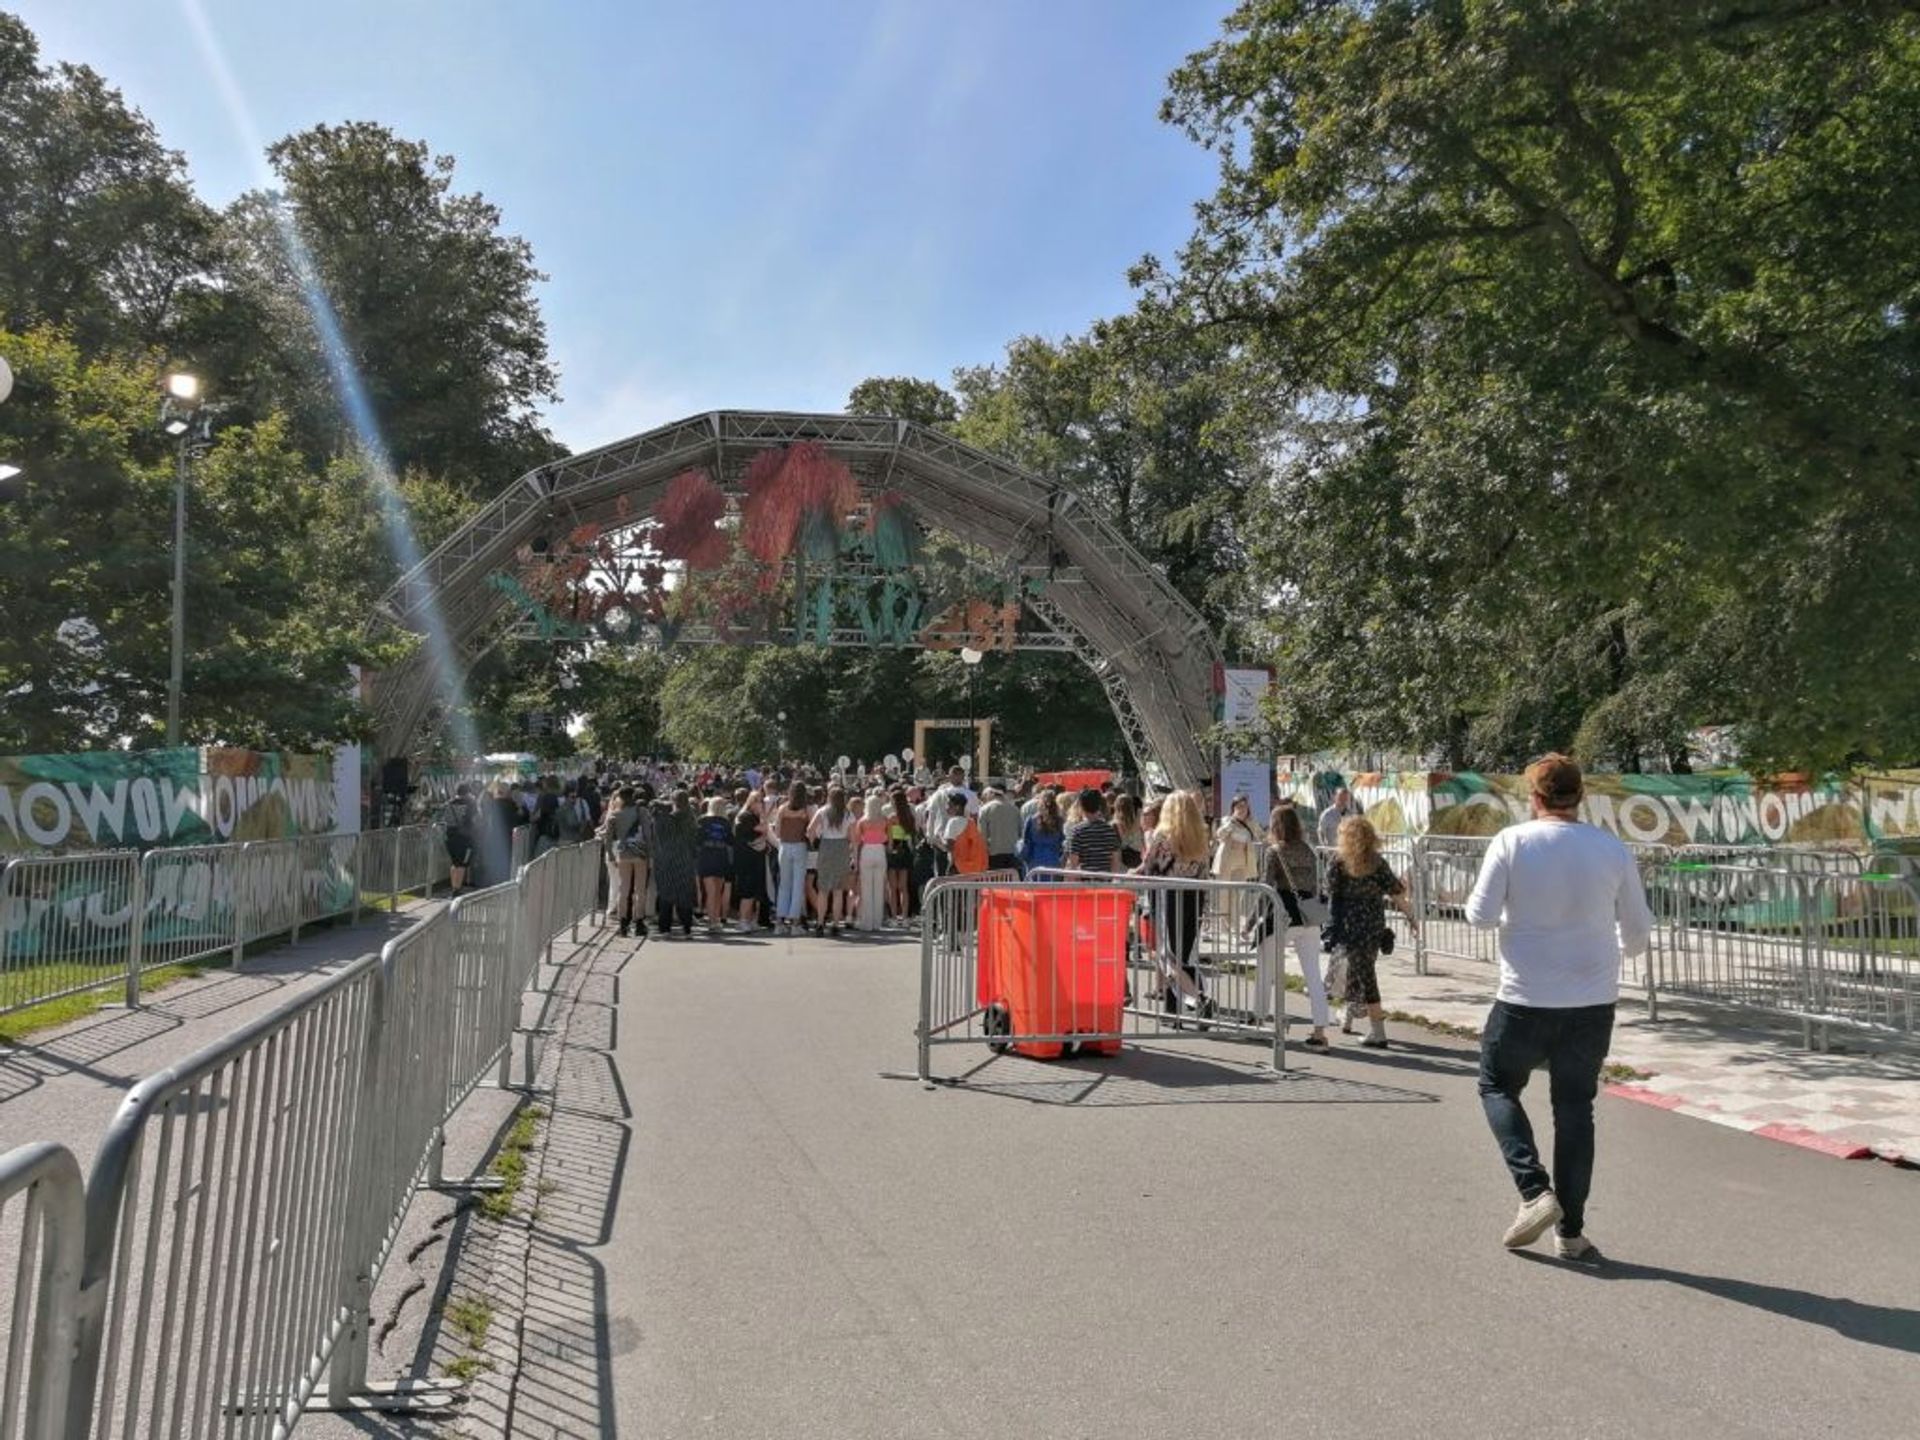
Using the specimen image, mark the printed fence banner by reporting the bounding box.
[1276,766,1918,848]
[0,748,340,855]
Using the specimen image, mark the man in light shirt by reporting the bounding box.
[1316,786,1357,847]
[1465,754,1653,1264]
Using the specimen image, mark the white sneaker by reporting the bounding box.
[1502,1191,1563,1249]
[1554,1234,1604,1265]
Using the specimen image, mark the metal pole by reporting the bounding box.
[166,437,187,746]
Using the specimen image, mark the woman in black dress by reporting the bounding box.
[652,790,698,937]
[732,796,770,930]
[696,797,734,933]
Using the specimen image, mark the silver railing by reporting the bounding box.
[0,825,452,1021]
[1,1143,85,1440]
[20,839,603,1438]
[1375,836,1914,1049]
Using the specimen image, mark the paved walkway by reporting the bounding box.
[480,924,1920,1440]
[0,899,436,1162]
[1373,948,1920,1164]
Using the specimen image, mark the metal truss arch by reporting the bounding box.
[370,411,1224,789]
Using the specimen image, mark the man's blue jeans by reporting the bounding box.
[1478,1000,1616,1239]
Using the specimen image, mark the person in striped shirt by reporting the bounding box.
[1063,788,1122,871]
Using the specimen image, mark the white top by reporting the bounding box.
[932,783,980,817]
[807,810,855,842]
[1464,820,1655,1008]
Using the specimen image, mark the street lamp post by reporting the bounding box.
[161,372,203,747]
[960,647,984,781]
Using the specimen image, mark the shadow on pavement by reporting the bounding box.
[925,1043,1440,1107]
[504,955,633,1437]
[1513,1251,1920,1354]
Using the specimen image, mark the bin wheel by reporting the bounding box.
[983,1002,1012,1053]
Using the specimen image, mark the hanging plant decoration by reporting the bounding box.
[866,489,923,570]
[785,441,859,563]
[740,445,800,563]
[651,468,730,571]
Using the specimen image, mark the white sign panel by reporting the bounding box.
[1218,667,1272,824]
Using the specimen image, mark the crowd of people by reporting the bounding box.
[432,757,1429,1044]
[434,750,1649,1260]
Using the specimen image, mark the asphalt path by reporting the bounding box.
[575,927,1920,1440]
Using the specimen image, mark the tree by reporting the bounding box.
[846,376,959,428]
[949,322,1258,635]
[573,649,670,759]
[0,328,449,751]
[1154,0,1920,768]
[0,15,213,354]
[216,122,562,492]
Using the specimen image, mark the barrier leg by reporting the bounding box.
[125,861,146,1008]
[389,839,401,915]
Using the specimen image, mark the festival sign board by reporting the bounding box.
[0,748,340,856]
[1274,765,1904,847]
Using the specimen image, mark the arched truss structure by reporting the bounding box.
[369,411,1224,789]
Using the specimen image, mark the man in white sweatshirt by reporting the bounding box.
[1464,754,1653,1264]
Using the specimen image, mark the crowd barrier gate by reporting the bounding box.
[918,873,1287,1081]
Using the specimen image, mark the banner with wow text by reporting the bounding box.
[0,748,339,855]
[1277,766,1918,848]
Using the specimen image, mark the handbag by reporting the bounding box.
[1380,927,1396,955]
[1275,848,1330,928]
[1321,947,1349,999]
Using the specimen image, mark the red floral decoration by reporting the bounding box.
[651,468,730,571]
[739,446,798,563]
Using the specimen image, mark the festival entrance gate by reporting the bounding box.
[366,412,1224,785]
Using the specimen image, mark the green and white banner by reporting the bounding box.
[1277,766,1920,848]
[0,748,339,855]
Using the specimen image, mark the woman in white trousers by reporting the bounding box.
[1266,807,1331,1047]
[854,793,890,932]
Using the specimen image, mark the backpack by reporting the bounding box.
[615,809,651,861]
[951,817,989,875]
[444,797,475,837]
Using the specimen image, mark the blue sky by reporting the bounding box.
[16,1,1225,453]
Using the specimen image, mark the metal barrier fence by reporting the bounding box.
[0,838,603,1438]
[1365,837,1914,1048]
[1,1143,83,1440]
[918,874,1287,1080]
[0,825,451,1022]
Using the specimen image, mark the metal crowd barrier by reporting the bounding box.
[1370,837,1912,1048]
[2,839,603,1438]
[918,873,1286,1081]
[1,1143,84,1440]
[0,825,451,1022]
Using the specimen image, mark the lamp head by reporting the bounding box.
[166,372,201,401]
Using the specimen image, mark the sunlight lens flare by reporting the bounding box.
[181,0,480,761]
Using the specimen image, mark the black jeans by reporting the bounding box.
[1477,1000,1615,1238]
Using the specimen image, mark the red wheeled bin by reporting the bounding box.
[975,886,1132,1059]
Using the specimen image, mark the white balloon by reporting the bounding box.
[837,755,851,771]
[0,356,12,404]
[901,748,915,763]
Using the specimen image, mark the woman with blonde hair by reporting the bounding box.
[1328,816,1416,1047]
[854,791,891,932]
[1135,789,1214,1018]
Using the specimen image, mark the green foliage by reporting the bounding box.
[213,121,562,490]
[948,323,1257,636]
[0,16,213,352]
[845,376,959,428]
[1155,0,1920,769]
[571,649,669,759]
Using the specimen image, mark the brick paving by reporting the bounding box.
[1370,952,1920,1166]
